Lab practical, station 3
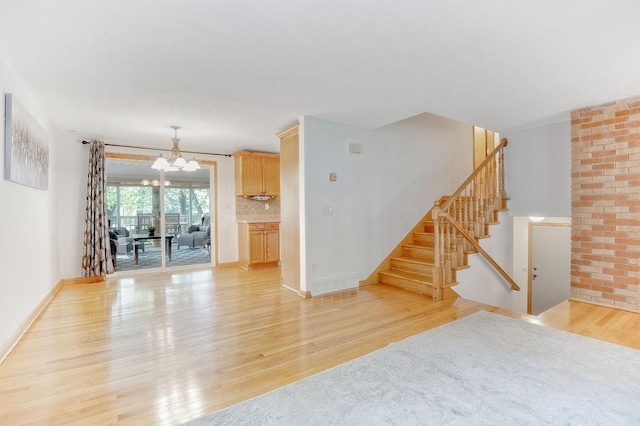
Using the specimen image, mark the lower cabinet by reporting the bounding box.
[239,222,280,270]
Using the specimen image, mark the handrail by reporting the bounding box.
[432,136,518,299]
[439,137,508,213]
[441,212,520,291]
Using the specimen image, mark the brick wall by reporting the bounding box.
[570,96,640,311]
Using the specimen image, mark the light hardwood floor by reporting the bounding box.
[0,267,639,425]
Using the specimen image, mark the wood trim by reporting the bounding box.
[568,297,640,314]
[0,276,104,365]
[298,290,312,298]
[106,151,218,167]
[279,125,301,292]
[527,222,533,314]
[210,161,219,266]
[281,285,311,298]
[276,124,300,139]
[360,209,435,286]
[217,261,240,268]
[106,152,156,161]
[232,150,280,158]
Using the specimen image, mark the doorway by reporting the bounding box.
[528,222,571,315]
[105,155,215,272]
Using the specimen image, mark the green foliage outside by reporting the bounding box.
[107,185,210,229]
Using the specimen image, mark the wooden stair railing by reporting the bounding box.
[431,137,520,300]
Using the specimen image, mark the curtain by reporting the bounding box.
[81,140,114,276]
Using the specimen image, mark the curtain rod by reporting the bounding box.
[81,140,232,158]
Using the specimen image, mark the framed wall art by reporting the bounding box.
[4,93,49,190]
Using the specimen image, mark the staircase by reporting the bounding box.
[378,197,482,298]
[377,138,519,299]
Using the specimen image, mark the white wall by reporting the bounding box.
[216,156,238,264]
[454,120,572,312]
[302,113,473,295]
[0,59,62,348]
[455,213,516,310]
[503,120,571,217]
[56,132,91,278]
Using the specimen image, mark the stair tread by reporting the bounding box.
[379,269,433,284]
[392,256,433,265]
[404,243,434,249]
[453,264,471,271]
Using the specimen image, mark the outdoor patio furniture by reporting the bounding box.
[177,213,210,249]
[113,227,134,254]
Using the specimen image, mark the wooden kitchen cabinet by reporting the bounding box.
[234,151,280,197]
[238,222,280,270]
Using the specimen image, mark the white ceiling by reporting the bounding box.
[2,1,640,154]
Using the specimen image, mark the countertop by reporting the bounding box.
[236,216,281,223]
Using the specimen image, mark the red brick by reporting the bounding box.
[606,116,629,125]
[615,174,640,181]
[592,285,615,293]
[580,108,605,118]
[593,213,616,219]
[592,163,615,170]
[615,107,640,117]
[602,293,627,302]
[603,243,628,251]
[603,268,627,276]
[572,117,592,125]
[615,134,640,143]
[572,282,591,289]
[580,158,604,165]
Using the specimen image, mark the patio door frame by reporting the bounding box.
[105,151,219,270]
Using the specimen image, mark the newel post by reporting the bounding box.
[432,202,443,300]
[499,138,508,210]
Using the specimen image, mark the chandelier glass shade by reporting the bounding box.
[151,126,201,172]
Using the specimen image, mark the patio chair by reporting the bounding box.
[113,227,134,254]
[177,213,210,249]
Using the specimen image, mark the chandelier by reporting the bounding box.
[151,126,200,171]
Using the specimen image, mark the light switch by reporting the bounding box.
[329,172,337,182]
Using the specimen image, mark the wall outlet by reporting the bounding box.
[265,203,269,210]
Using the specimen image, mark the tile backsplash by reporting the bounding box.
[236,196,281,220]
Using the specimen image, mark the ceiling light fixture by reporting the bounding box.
[151,126,201,172]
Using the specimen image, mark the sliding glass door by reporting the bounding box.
[164,167,211,269]
[106,157,213,273]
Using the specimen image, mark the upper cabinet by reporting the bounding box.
[234,151,280,197]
